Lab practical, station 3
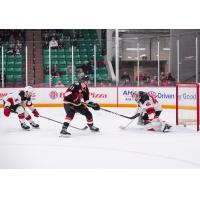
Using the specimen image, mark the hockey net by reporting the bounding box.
[176,83,200,131]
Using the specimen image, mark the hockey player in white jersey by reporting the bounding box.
[3,86,40,130]
[131,91,171,132]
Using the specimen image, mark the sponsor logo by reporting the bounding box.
[90,92,107,98]
[122,90,134,101]
[148,91,157,98]
[182,93,196,99]
[0,93,8,98]
[148,91,174,99]
[49,90,58,100]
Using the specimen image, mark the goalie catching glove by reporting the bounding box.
[87,101,100,110]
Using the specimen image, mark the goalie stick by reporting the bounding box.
[119,107,140,130]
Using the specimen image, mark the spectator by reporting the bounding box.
[44,65,49,75]
[151,76,158,86]
[58,38,64,49]
[81,61,89,74]
[15,40,22,50]
[135,72,145,82]
[17,31,24,42]
[121,71,131,82]
[51,65,61,77]
[43,31,49,42]
[9,33,15,43]
[43,41,49,49]
[66,62,76,75]
[55,79,64,87]
[144,76,151,85]
[160,72,166,82]
[77,68,85,78]
[123,78,131,86]
[166,72,175,81]
[14,48,20,55]
[49,37,58,48]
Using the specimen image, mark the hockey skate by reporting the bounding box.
[21,122,30,130]
[60,129,71,137]
[88,124,99,132]
[30,121,39,128]
[162,123,172,133]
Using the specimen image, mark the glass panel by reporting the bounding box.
[1,33,25,87]
[179,32,196,83]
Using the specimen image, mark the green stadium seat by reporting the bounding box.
[66,54,72,60]
[13,68,23,75]
[6,74,14,81]
[58,66,66,73]
[51,54,58,59]
[58,54,65,59]
[15,54,22,61]
[51,60,58,65]
[51,49,57,54]
[14,74,23,81]
[58,60,66,66]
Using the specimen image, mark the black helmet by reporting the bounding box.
[80,75,89,82]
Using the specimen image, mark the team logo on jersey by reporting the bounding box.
[49,90,58,100]
[148,91,157,98]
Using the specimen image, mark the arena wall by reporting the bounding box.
[0,86,181,109]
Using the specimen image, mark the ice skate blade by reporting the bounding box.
[59,134,71,138]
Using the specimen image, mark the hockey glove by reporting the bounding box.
[32,109,40,117]
[87,102,100,110]
[4,107,11,117]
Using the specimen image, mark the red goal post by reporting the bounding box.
[176,82,200,131]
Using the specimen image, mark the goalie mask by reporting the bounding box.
[132,91,140,102]
[24,86,33,97]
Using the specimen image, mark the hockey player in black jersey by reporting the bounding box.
[3,86,40,130]
[60,75,100,136]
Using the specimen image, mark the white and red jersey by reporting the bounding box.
[3,90,35,111]
[148,94,162,113]
[136,91,162,116]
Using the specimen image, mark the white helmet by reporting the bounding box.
[24,86,33,93]
[132,91,140,102]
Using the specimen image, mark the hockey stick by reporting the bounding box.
[39,115,88,131]
[119,119,136,130]
[9,109,88,131]
[82,102,133,119]
[119,107,140,130]
[99,108,133,119]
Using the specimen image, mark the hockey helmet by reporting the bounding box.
[24,86,33,96]
[80,75,89,82]
[132,91,140,102]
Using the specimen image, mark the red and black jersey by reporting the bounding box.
[63,82,89,106]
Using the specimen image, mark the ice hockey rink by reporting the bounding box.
[0,107,200,169]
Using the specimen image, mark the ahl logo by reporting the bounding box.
[148,91,157,98]
[49,90,58,100]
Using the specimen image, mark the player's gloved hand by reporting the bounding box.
[4,107,11,117]
[130,113,140,119]
[32,109,39,117]
[87,102,100,110]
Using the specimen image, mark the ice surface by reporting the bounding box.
[0,107,200,169]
